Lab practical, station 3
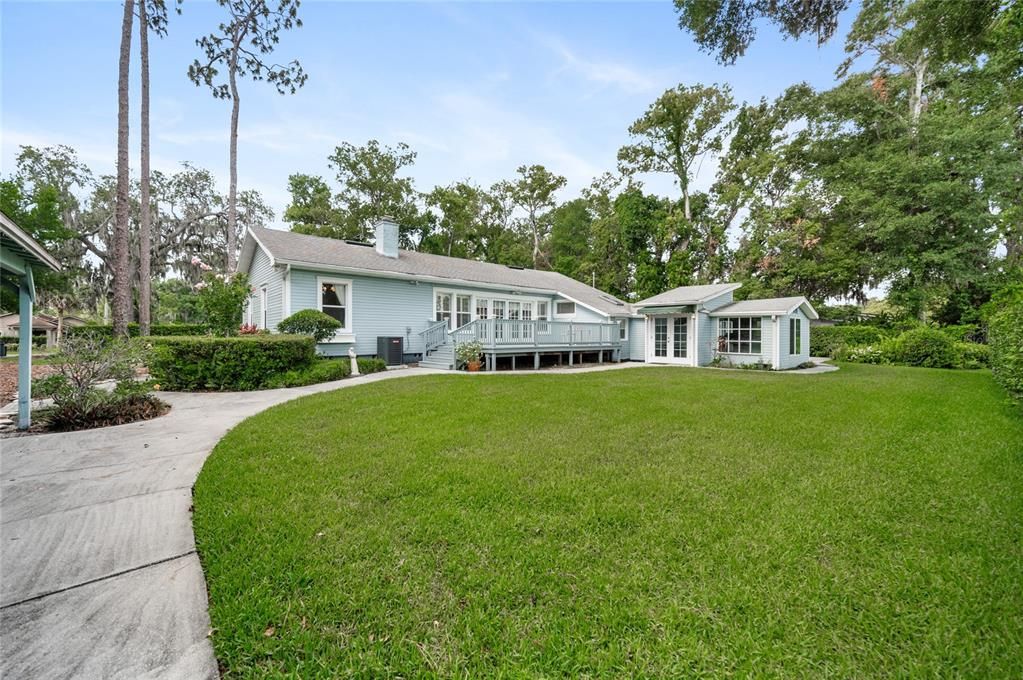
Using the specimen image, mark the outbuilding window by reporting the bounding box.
[789,317,802,354]
[718,317,762,354]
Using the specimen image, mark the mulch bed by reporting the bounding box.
[0,361,56,406]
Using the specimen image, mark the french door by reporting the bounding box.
[648,315,691,364]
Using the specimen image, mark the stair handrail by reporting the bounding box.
[419,319,450,353]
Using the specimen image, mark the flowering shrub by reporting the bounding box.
[455,340,483,368]
[239,323,261,335]
[837,345,887,364]
[192,256,250,337]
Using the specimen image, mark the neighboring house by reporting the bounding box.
[0,312,86,347]
[238,219,816,370]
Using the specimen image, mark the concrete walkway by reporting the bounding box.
[0,367,443,680]
[0,359,833,679]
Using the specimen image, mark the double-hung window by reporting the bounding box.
[718,317,762,354]
[319,279,350,332]
[619,319,628,341]
[789,318,802,354]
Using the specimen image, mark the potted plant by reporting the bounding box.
[455,340,484,372]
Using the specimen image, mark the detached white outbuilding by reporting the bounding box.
[634,284,818,370]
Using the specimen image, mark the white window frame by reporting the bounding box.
[618,319,629,341]
[718,317,763,355]
[316,276,353,335]
[789,317,802,354]
[554,300,576,317]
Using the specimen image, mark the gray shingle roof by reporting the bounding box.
[634,283,741,307]
[246,227,634,317]
[710,297,818,318]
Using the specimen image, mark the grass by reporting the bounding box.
[194,364,1023,678]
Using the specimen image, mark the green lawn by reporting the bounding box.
[194,364,1023,678]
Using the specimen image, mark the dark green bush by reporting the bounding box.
[939,324,984,343]
[357,357,387,374]
[265,358,351,388]
[987,285,1023,400]
[68,323,209,338]
[955,342,991,369]
[888,327,958,368]
[277,309,341,343]
[809,325,887,357]
[148,335,316,391]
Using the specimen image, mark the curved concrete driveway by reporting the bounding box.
[0,367,443,680]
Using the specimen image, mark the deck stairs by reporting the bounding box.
[419,342,455,370]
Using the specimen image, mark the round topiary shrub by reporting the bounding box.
[890,327,958,368]
[277,309,342,343]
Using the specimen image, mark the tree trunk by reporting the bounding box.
[112,0,134,338]
[138,0,152,336]
[227,44,240,272]
[909,54,928,133]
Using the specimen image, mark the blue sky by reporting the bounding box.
[2,1,856,228]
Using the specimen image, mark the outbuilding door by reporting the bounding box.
[646,315,692,365]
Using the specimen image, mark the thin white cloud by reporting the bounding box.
[539,34,658,95]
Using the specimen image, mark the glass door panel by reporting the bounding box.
[673,317,687,358]
[654,317,667,357]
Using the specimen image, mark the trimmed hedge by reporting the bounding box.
[809,325,887,357]
[69,323,209,338]
[264,356,388,388]
[988,288,1023,400]
[148,335,316,391]
[277,309,341,343]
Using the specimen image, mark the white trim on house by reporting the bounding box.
[283,265,292,318]
[772,315,781,369]
[259,286,268,330]
[552,293,614,319]
[709,299,819,319]
[644,313,696,366]
[316,275,355,343]
[433,288,549,331]
[278,257,567,299]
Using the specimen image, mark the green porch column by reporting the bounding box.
[18,268,34,430]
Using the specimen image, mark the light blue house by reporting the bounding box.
[1,211,61,429]
[238,220,816,370]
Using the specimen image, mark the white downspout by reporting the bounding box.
[693,309,700,366]
[283,264,292,317]
[772,315,780,369]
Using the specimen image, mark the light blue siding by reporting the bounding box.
[247,248,285,331]
[695,312,718,365]
[627,317,645,360]
[552,294,609,323]
[778,309,811,369]
[290,269,433,357]
[702,290,735,312]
